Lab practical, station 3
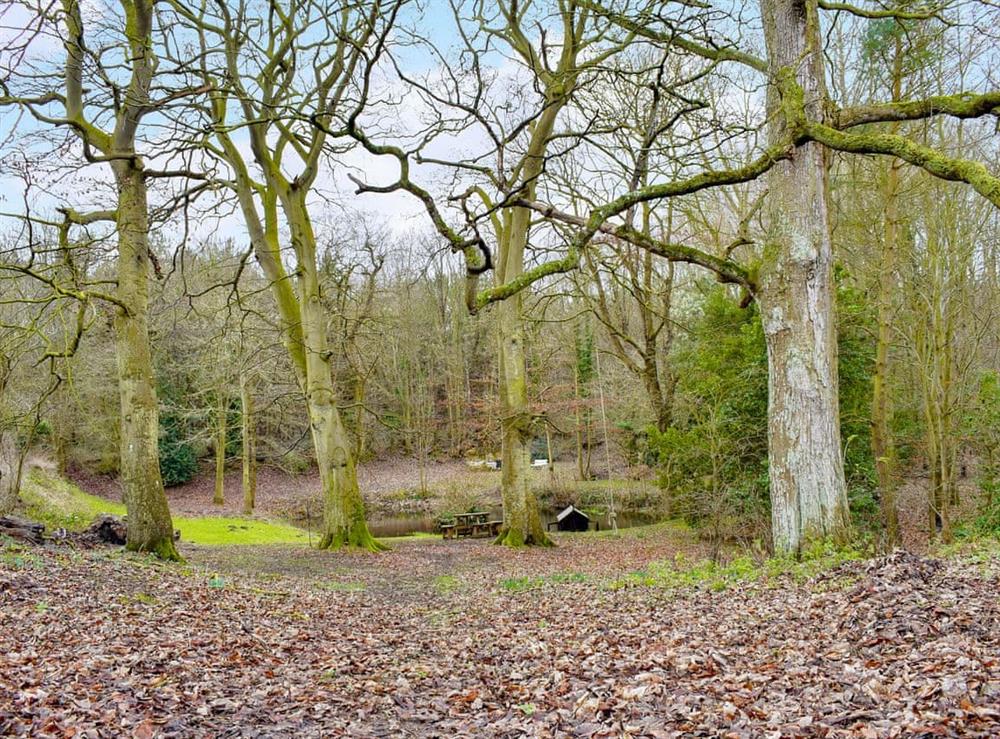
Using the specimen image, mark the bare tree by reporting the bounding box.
[169,0,403,549]
[0,0,211,556]
[417,0,1000,553]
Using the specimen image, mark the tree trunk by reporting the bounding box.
[51,390,71,477]
[311,371,380,550]
[291,212,382,551]
[352,375,366,460]
[545,424,555,479]
[240,375,257,515]
[873,157,902,548]
[575,364,586,481]
[0,429,19,516]
[214,388,227,506]
[760,0,850,554]
[113,166,179,560]
[872,35,904,550]
[495,292,551,546]
[642,354,672,434]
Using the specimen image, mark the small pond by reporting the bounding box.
[366,508,660,539]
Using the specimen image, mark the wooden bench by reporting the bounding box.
[441,512,500,540]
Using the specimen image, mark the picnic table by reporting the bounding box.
[440,511,503,540]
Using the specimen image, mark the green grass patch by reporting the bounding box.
[497,570,590,593]
[547,571,588,584]
[499,576,544,592]
[583,519,691,540]
[608,540,864,592]
[433,574,461,594]
[379,531,437,544]
[935,534,1000,577]
[174,517,310,546]
[21,469,310,546]
[319,580,367,592]
[0,538,46,570]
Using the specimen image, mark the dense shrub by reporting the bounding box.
[649,279,881,546]
[158,412,199,487]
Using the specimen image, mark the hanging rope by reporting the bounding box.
[593,345,618,534]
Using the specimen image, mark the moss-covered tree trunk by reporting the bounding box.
[760,0,850,554]
[112,165,179,560]
[496,290,550,546]
[289,197,382,551]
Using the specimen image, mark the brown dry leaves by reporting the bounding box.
[1,536,999,738]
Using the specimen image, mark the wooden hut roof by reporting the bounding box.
[556,505,590,522]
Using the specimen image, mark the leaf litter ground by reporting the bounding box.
[1,527,999,738]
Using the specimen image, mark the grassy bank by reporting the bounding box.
[21,470,311,546]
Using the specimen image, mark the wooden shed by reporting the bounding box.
[548,505,591,532]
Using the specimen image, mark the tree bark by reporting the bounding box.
[240,375,257,515]
[872,159,901,548]
[113,165,179,560]
[214,387,226,506]
[872,34,904,550]
[760,0,850,554]
[0,429,19,516]
[496,291,550,546]
[289,198,382,551]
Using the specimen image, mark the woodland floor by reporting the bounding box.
[2,524,1000,738]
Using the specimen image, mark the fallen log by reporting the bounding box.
[0,516,45,544]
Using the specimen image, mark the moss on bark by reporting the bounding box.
[317,519,388,552]
[127,534,183,563]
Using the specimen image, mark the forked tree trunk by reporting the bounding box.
[760,0,850,554]
[56,0,177,559]
[113,166,179,560]
[241,375,257,515]
[292,212,382,551]
[490,96,563,547]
